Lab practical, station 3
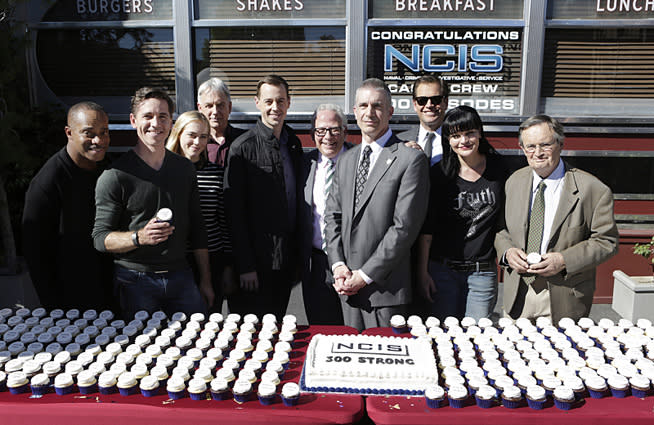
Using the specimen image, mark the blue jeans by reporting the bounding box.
[427,260,497,321]
[114,266,207,319]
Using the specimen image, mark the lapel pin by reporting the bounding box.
[386,158,392,165]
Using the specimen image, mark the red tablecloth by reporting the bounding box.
[1,325,364,425]
[363,327,654,425]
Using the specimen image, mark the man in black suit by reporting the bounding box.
[397,75,448,166]
[301,104,351,325]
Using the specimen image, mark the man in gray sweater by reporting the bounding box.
[92,87,214,319]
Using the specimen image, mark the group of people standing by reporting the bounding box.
[21,74,619,330]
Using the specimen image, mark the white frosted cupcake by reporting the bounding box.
[166,375,186,399]
[139,375,160,397]
[447,384,468,408]
[77,370,98,394]
[553,385,575,410]
[232,379,253,403]
[30,373,50,396]
[54,372,75,395]
[280,382,300,406]
[525,385,547,410]
[117,371,138,396]
[210,377,230,400]
[474,384,497,409]
[188,377,208,400]
[98,371,118,394]
[390,315,408,334]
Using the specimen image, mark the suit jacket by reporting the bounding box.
[494,162,619,322]
[324,134,430,308]
[396,126,419,143]
[300,143,353,284]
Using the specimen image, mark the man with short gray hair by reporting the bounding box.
[300,104,351,325]
[495,114,618,322]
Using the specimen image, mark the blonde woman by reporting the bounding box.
[167,111,230,313]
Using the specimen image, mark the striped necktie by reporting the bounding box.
[424,132,434,160]
[355,146,372,208]
[321,159,335,251]
[524,180,547,285]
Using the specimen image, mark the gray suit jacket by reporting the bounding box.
[324,135,430,309]
[396,126,419,143]
[495,162,619,322]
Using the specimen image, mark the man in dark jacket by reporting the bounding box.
[224,75,303,319]
[23,101,113,310]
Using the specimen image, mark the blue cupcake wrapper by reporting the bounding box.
[233,392,252,403]
[587,388,608,399]
[281,395,299,406]
[258,394,276,405]
[189,391,207,400]
[99,385,117,395]
[9,383,30,395]
[79,384,98,395]
[475,396,495,409]
[610,387,629,398]
[118,385,138,396]
[501,397,522,409]
[554,398,573,410]
[391,326,408,334]
[425,397,445,409]
[526,398,546,410]
[211,390,231,401]
[55,385,75,395]
[631,387,648,399]
[30,385,50,396]
[168,389,186,400]
[141,387,160,397]
[448,396,467,408]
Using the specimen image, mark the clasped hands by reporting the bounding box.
[333,265,367,296]
[505,248,566,277]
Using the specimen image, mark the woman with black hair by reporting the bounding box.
[416,105,509,320]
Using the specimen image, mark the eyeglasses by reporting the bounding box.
[522,141,558,153]
[414,95,445,106]
[313,127,343,137]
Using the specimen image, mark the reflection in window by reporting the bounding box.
[37,29,175,97]
[194,27,345,112]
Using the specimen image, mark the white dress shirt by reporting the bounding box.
[312,148,345,250]
[416,125,443,165]
[530,159,565,254]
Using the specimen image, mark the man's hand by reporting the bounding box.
[138,217,175,245]
[199,279,215,308]
[333,265,352,287]
[240,271,259,292]
[528,252,566,277]
[404,141,423,151]
[417,271,437,303]
[505,247,529,273]
[339,270,367,296]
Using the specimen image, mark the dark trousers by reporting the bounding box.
[228,268,293,321]
[302,249,344,326]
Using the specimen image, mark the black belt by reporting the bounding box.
[433,258,495,272]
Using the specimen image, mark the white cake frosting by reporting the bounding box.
[302,334,438,395]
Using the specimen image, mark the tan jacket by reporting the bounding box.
[495,163,618,322]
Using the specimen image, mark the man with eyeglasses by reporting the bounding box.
[397,75,449,166]
[495,115,618,322]
[299,104,352,325]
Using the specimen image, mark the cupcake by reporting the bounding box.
[390,315,408,334]
[525,385,547,410]
[54,372,75,395]
[474,384,496,409]
[98,371,118,394]
[166,376,187,399]
[76,370,98,394]
[30,373,50,396]
[280,382,300,406]
[553,385,575,410]
[232,379,253,403]
[210,377,231,400]
[150,365,169,387]
[563,376,586,400]
[630,374,650,398]
[607,374,630,398]
[140,375,160,397]
[257,381,277,405]
[501,385,523,409]
[188,377,208,400]
[117,372,138,396]
[447,384,468,408]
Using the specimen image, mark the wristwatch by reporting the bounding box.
[131,230,140,247]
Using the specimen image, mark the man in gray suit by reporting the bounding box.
[300,104,351,325]
[397,75,448,166]
[324,78,430,330]
[495,115,618,322]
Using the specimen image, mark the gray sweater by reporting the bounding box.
[92,149,207,272]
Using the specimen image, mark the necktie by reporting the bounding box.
[524,180,547,284]
[424,132,434,160]
[321,159,335,251]
[355,146,372,208]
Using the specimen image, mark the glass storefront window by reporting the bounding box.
[194,26,345,114]
[541,28,654,117]
[36,28,175,114]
